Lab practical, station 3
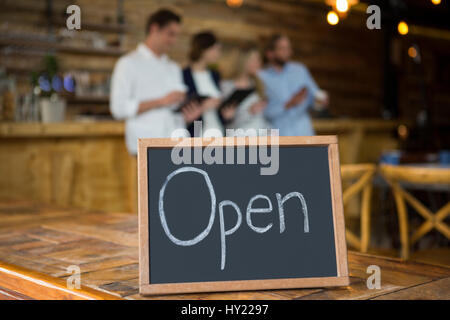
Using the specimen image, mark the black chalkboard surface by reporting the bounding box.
[138,136,348,295]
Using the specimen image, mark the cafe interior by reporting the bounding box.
[0,0,449,300]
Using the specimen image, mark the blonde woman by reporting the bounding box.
[222,47,271,136]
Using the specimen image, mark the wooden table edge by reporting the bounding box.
[0,260,123,300]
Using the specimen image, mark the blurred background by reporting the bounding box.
[0,0,449,264]
[1,0,449,122]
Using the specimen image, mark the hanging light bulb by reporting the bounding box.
[327,11,339,25]
[431,0,441,5]
[325,0,358,12]
[398,21,409,35]
[408,46,417,59]
[336,0,349,13]
[226,0,243,7]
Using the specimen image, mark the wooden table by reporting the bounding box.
[0,199,449,300]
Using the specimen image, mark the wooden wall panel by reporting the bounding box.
[1,0,384,118]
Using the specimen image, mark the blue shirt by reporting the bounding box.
[259,62,319,136]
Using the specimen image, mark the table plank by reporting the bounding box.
[373,277,450,300]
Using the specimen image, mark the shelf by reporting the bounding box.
[2,4,128,34]
[0,121,123,138]
[0,37,126,57]
[53,18,128,33]
[1,61,114,75]
[58,45,125,56]
[67,95,109,104]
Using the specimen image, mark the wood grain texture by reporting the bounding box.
[138,135,337,148]
[0,199,449,299]
[328,143,349,278]
[0,260,120,300]
[373,277,450,300]
[138,139,150,287]
[341,164,376,252]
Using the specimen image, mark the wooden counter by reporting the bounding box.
[0,199,448,300]
[0,118,402,139]
[0,121,124,138]
[0,121,133,213]
[0,119,404,213]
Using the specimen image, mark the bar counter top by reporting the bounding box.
[0,199,449,300]
[0,120,124,138]
[0,118,405,138]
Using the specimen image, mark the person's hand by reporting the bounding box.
[285,87,308,110]
[201,98,221,111]
[182,101,203,124]
[220,104,237,121]
[314,90,329,110]
[160,91,186,106]
[249,100,267,115]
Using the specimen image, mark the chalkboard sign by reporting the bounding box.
[138,136,348,295]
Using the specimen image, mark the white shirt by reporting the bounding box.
[192,71,223,136]
[110,43,187,154]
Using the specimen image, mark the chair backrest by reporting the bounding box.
[340,164,376,253]
[380,164,450,259]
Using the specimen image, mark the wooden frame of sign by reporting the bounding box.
[138,135,349,295]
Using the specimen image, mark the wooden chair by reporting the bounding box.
[341,164,376,253]
[380,164,450,259]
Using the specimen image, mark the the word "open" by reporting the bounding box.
[158,167,310,270]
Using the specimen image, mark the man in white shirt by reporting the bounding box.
[110,9,201,154]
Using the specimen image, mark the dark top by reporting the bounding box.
[182,67,228,137]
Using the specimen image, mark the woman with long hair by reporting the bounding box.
[222,47,271,136]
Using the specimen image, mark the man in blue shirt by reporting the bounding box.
[259,34,328,136]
